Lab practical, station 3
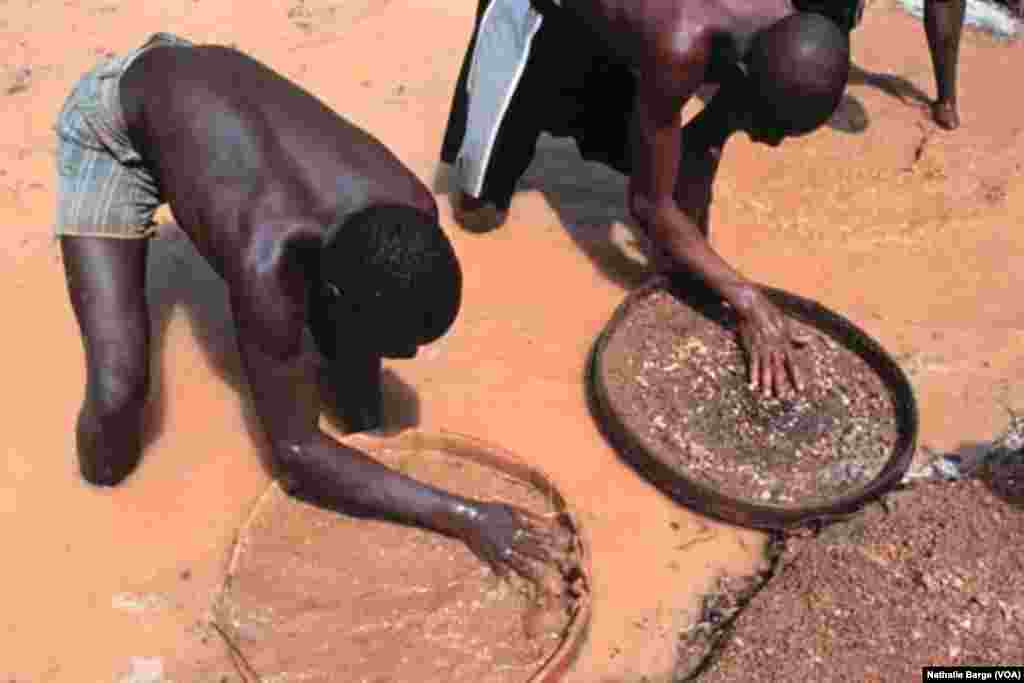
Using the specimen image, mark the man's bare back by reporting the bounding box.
[567,0,792,67]
[119,45,436,273]
[571,0,966,129]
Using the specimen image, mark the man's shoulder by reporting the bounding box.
[120,44,245,134]
[629,18,716,94]
[629,0,793,78]
[125,43,262,103]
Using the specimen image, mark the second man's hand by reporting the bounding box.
[731,286,810,399]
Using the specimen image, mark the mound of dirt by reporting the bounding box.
[684,475,1024,681]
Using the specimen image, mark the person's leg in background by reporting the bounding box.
[924,0,966,130]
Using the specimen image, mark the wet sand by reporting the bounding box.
[204,443,580,683]
[1,1,1022,681]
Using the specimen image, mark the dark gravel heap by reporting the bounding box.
[679,473,1024,682]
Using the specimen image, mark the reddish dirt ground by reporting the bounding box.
[691,478,1024,682]
[1,1,1021,681]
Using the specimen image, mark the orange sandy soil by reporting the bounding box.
[1,1,1021,681]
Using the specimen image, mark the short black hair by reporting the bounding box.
[746,12,851,136]
[319,203,462,351]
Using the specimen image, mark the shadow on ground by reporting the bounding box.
[849,63,932,108]
[434,136,651,291]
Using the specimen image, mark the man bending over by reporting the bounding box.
[442,1,850,398]
[56,34,565,582]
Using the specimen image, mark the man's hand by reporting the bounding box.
[734,290,810,398]
[454,501,575,593]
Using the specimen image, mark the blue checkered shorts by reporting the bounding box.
[54,33,192,239]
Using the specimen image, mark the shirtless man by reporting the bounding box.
[442,1,851,398]
[56,34,565,582]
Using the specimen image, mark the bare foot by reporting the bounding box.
[451,192,508,233]
[932,99,960,130]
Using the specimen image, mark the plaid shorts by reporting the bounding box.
[54,33,193,239]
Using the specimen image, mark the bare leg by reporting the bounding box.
[449,80,544,234]
[61,236,151,485]
[925,0,966,130]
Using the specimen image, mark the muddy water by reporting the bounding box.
[208,447,578,683]
[2,0,1022,681]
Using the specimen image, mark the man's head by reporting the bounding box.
[314,204,462,360]
[740,13,850,145]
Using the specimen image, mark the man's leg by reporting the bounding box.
[448,0,557,234]
[61,236,151,485]
[452,193,512,234]
[924,0,966,130]
[451,118,543,233]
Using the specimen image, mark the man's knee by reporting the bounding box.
[451,192,509,233]
[87,355,150,420]
[77,359,149,486]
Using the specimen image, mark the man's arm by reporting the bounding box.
[227,241,567,581]
[229,254,453,526]
[627,51,804,397]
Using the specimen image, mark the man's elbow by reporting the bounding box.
[267,435,315,489]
